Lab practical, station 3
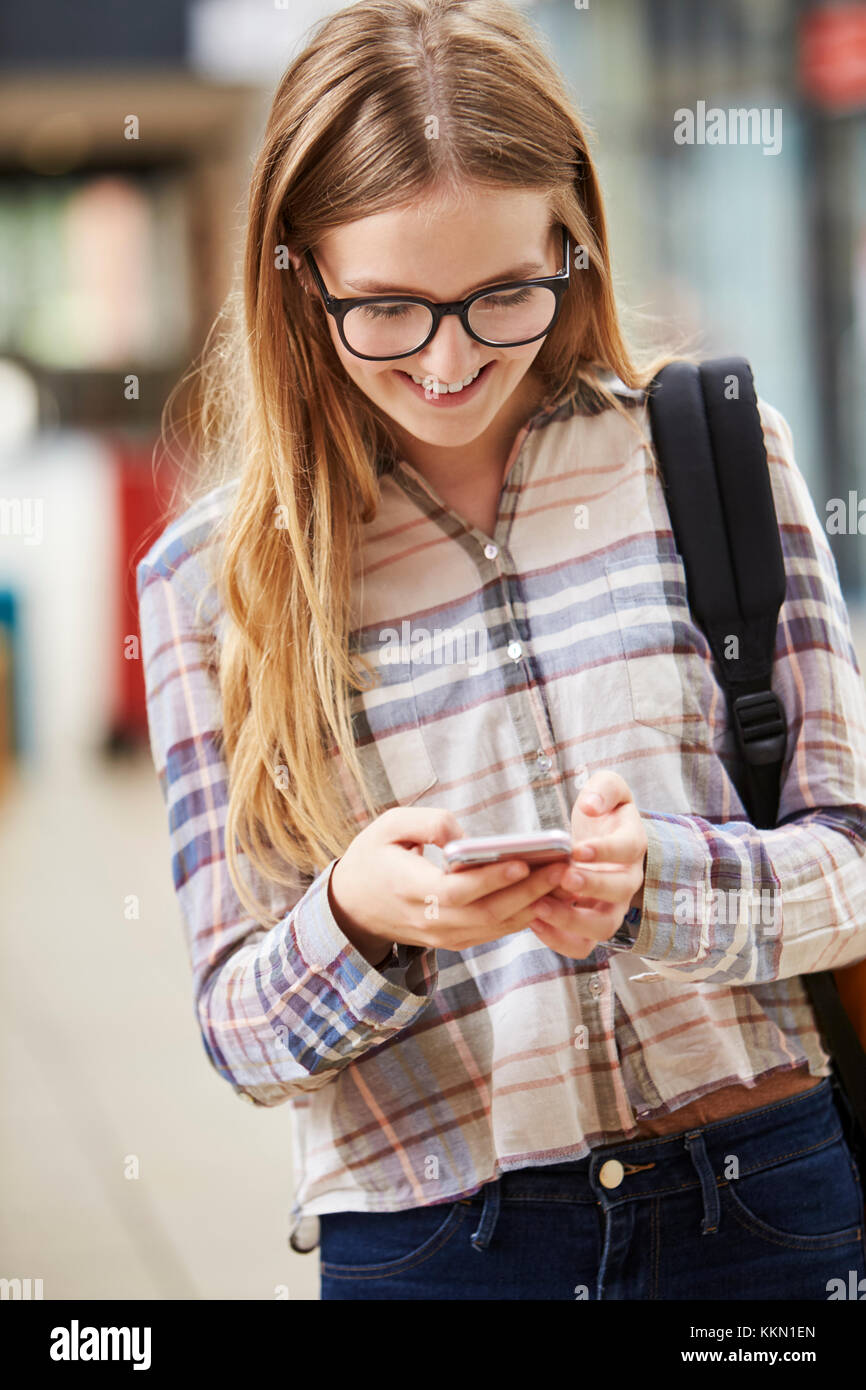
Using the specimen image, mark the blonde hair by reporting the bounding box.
[159,0,698,924]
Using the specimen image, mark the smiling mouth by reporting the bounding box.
[410,365,482,393]
[396,361,493,400]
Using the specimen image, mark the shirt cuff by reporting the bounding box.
[626,813,714,966]
[605,904,643,952]
[292,858,440,1030]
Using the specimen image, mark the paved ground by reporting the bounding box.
[0,747,319,1300]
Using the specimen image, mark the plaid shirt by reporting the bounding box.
[137,382,866,1253]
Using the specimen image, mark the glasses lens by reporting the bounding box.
[342,301,434,358]
[467,286,557,344]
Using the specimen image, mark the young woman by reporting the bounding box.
[138,0,866,1300]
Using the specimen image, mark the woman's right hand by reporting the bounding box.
[327,806,569,960]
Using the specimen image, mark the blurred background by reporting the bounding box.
[1,0,864,1300]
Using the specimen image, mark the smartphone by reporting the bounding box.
[442,829,572,872]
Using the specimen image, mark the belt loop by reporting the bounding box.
[469,1179,501,1251]
[683,1130,720,1235]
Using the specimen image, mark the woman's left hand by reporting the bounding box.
[528,770,648,960]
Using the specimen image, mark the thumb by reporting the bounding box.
[576,769,630,816]
[577,782,606,816]
[381,806,464,849]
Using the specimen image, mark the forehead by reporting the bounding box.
[316,188,555,297]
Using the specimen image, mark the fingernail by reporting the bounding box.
[573,844,595,860]
[547,863,565,883]
[563,870,584,889]
[505,862,527,880]
[580,792,603,811]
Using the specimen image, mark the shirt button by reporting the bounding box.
[588,975,602,998]
[535,750,552,771]
[483,542,499,559]
[507,641,522,660]
[599,1159,625,1189]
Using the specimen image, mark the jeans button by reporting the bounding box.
[599,1159,625,1189]
[588,975,602,998]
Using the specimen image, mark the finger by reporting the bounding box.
[397,850,569,939]
[380,842,459,906]
[440,858,568,924]
[376,850,565,941]
[528,918,596,958]
[531,898,622,953]
[420,860,569,945]
[529,895,583,932]
[575,770,634,817]
[433,856,533,907]
[377,805,465,850]
[558,861,636,903]
[536,893,622,921]
[548,878,628,898]
[570,819,646,867]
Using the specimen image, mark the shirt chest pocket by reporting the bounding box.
[344,664,440,813]
[603,549,723,745]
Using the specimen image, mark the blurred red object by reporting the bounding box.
[800,5,866,109]
[106,434,179,753]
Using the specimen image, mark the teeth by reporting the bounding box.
[409,366,483,393]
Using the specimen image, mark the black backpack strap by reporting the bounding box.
[647,357,787,826]
[647,356,866,1147]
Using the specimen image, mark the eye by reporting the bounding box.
[358,303,413,320]
[477,287,535,309]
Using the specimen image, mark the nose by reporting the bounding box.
[412,311,481,381]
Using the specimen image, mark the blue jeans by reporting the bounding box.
[318,1077,866,1299]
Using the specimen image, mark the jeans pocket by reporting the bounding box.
[319,1200,469,1280]
[720,1134,865,1250]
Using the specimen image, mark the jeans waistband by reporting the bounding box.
[462,1076,842,1250]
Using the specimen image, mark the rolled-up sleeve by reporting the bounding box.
[136,554,440,1107]
[627,399,866,984]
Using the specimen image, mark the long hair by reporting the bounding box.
[161,0,697,924]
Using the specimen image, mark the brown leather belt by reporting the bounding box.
[626,1065,825,1140]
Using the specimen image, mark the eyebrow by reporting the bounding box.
[343,257,547,297]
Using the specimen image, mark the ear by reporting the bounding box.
[288,251,315,297]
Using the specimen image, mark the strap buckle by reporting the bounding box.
[732,690,787,766]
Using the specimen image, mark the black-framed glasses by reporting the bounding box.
[303,225,570,361]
